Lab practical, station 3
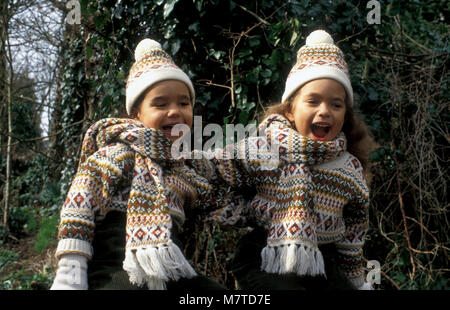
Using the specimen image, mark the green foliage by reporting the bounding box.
[5,154,56,237]
[0,249,19,274]
[34,215,59,254]
[38,182,62,216]
[2,0,446,290]
[182,221,249,288]
[50,0,449,290]
[1,268,54,290]
[7,206,37,236]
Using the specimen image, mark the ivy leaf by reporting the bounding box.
[77,70,84,82]
[260,69,272,78]
[94,15,106,31]
[163,0,178,18]
[188,22,199,32]
[270,49,282,66]
[245,102,256,112]
[368,88,379,101]
[235,85,242,94]
[171,40,181,55]
[238,111,249,124]
[249,37,260,47]
[274,37,281,47]
[290,31,298,46]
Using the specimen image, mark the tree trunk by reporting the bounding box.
[4,67,12,231]
[0,0,11,231]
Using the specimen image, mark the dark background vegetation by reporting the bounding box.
[0,0,448,290]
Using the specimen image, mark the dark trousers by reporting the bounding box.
[231,226,354,290]
[88,211,226,290]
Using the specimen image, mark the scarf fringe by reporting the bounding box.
[261,244,325,276]
[123,241,197,290]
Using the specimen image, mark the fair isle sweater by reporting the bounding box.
[189,114,370,288]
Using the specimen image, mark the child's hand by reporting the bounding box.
[50,254,88,290]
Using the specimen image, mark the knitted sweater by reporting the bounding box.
[189,114,370,288]
[55,118,219,289]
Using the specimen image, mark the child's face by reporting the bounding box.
[135,80,193,142]
[286,78,346,141]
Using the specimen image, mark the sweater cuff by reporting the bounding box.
[55,238,93,260]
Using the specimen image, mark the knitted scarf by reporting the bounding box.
[260,114,348,276]
[80,118,212,289]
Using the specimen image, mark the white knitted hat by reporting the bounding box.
[281,30,353,105]
[125,38,195,115]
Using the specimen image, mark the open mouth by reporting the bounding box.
[162,125,174,131]
[311,124,331,140]
[161,123,185,137]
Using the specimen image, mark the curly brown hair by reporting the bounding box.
[261,93,376,178]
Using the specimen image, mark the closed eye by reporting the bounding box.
[331,100,344,108]
[152,102,166,107]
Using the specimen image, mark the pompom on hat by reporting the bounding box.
[281,30,353,106]
[126,38,195,115]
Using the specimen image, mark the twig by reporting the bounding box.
[394,15,431,53]
[197,79,232,91]
[204,224,212,275]
[255,83,266,120]
[192,224,200,269]
[236,4,269,25]
[380,269,401,290]
[405,216,439,244]
[396,170,416,281]
[8,234,18,241]
[1,117,87,147]
[336,25,369,44]
[389,49,418,281]
[223,4,287,122]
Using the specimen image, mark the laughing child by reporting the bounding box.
[192,30,375,290]
[50,38,225,290]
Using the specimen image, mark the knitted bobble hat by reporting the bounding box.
[125,38,195,115]
[281,30,353,105]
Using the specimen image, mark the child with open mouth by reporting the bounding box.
[50,38,227,290]
[191,30,376,290]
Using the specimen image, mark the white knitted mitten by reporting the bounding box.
[358,282,374,290]
[50,254,88,290]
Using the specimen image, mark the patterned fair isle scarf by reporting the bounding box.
[80,118,212,289]
[245,114,347,276]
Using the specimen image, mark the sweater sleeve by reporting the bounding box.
[334,160,370,288]
[189,133,281,190]
[185,139,261,226]
[55,144,134,260]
